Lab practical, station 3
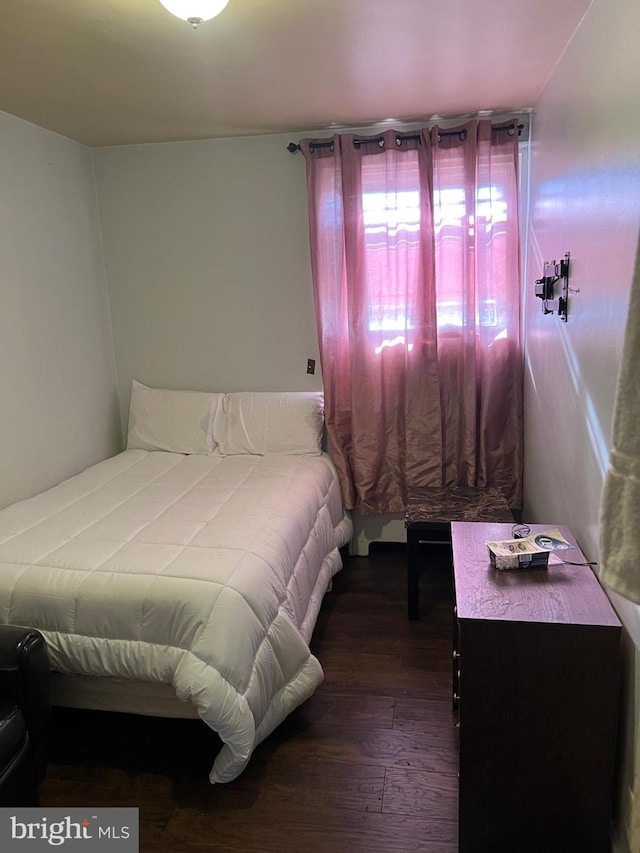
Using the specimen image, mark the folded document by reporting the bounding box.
[486,528,572,570]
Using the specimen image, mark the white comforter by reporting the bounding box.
[0,450,352,782]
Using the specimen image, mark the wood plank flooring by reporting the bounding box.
[39,547,459,852]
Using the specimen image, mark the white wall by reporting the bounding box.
[523,0,640,848]
[0,111,121,509]
[92,133,323,436]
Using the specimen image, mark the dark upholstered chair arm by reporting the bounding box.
[0,626,50,783]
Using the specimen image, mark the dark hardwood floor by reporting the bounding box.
[39,546,459,852]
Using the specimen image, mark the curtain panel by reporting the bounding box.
[300,119,523,514]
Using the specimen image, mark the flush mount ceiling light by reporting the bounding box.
[158,0,230,28]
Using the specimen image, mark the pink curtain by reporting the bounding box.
[301,119,522,514]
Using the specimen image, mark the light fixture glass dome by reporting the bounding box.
[158,0,230,27]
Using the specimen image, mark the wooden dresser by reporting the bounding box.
[452,522,621,853]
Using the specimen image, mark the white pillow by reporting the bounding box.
[214,391,324,455]
[126,380,222,455]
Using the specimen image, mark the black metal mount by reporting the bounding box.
[534,252,570,321]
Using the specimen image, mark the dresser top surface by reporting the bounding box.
[452,522,621,627]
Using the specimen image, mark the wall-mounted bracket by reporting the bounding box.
[534,252,570,321]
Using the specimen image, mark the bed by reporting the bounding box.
[0,385,352,783]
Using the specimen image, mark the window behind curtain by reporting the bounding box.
[300,120,523,514]
[363,148,517,345]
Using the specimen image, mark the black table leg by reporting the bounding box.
[407,526,420,620]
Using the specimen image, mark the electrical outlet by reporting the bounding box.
[306,358,316,375]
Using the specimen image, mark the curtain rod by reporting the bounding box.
[287,123,524,153]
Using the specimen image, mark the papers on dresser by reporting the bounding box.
[486,528,572,570]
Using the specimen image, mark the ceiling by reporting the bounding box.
[0,0,590,148]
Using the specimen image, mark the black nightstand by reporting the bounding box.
[405,487,513,620]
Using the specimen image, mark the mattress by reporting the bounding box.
[0,449,352,782]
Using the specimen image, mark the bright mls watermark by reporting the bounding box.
[0,808,138,851]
